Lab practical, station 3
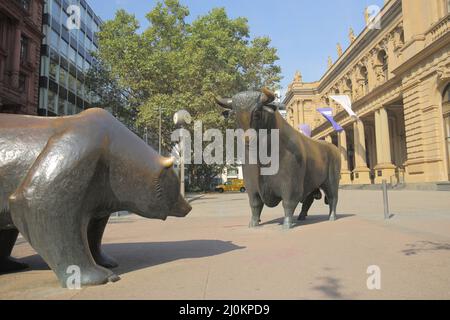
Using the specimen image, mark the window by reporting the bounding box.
[445,85,450,103]
[58,96,66,115]
[360,66,369,95]
[448,0,450,13]
[50,30,59,49]
[60,39,68,57]
[77,53,83,70]
[49,60,59,81]
[378,50,388,81]
[52,0,61,22]
[67,102,75,115]
[59,67,67,86]
[18,74,26,93]
[69,46,76,63]
[20,36,28,64]
[17,0,31,11]
[68,73,76,92]
[48,90,57,113]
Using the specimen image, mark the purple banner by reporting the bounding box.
[317,108,343,132]
[298,124,312,137]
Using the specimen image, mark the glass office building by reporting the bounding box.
[38,0,101,116]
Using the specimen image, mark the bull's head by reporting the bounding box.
[215,88,279,131]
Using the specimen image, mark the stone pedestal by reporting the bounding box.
[374,163,397,184]
[353,167,372,185]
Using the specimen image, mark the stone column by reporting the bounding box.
[338,130,352,185]
[11,25,22,89]
[294,100,299,129]
[352,119,371,184]
[374,107,396,184]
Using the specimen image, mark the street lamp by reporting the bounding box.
[173,110,192,198]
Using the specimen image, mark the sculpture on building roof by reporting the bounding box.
[349,28,356,43]
[294,70,303,83]
[328,56,333,69]
[337,43,343,57]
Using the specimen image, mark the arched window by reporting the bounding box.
[346,79,353,99]
[443,84,450,105]
[360,66,369,95]
[378,50,388,81]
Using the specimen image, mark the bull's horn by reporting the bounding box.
[261,87,276,104]
[214,97,233,110]
[161,157,175,168]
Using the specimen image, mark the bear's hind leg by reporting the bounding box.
[0,229,28,273]
[88,216,118,269]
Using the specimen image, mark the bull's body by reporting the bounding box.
[0,108,191,287]
[216,90,341,229]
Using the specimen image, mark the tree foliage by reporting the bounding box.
[92,0,282,190]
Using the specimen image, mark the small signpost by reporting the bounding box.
[382,180,390,220]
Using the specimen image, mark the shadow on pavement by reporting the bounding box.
[260,214,355,228]
[105,240,245,275]
[402,241,450,256]
[15,240,245,275]
[312,276,345,299]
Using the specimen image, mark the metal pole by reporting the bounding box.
[180,130,185,198]
[159,106,162,155]
[382,179,390,220]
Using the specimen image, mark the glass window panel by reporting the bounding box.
[59,67,67,87]
[58,97,66,115]
[69,46,76,63]
[48,90,57,113]
[50,30,59,49]
[52,0,61,21]
[49,60,59,81]
[60,39,68,57]
[68,74,76,92]
[77,53,83,70]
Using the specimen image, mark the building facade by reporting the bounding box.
[38,0,100,116]
[284,0,450,185]
[0,0,44,115]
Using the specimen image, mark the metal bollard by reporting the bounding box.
[382,180,390,220]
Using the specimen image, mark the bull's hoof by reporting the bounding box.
[329,214,337,222]
[94,252,119,269]
[298,214,307,221]
[249,219,260,228]
[282,218,294,230]
[0,257,29,274]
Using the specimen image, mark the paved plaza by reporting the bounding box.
[0,189,449,300]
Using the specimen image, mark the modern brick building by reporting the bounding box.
[0,0,44,115]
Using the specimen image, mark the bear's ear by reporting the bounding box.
[160,157,175,169]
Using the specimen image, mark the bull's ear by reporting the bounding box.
[214,97,233,110]
[261,87,276,105]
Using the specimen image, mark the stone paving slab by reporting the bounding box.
[0,190,449,299]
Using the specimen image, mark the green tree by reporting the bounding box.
[94,0,282,190]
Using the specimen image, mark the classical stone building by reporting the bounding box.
[0,0,44,115]
[284,0,450,185]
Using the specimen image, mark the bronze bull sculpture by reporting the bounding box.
[0,108,191,287]
[215,88,341,229]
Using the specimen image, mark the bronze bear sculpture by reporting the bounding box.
[215,88,341,229]
[0,108,191,287]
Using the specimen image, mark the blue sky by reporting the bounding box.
[89,0,385,90]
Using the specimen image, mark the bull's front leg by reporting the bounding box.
[282,201,297,230]
[248,194,263,228]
